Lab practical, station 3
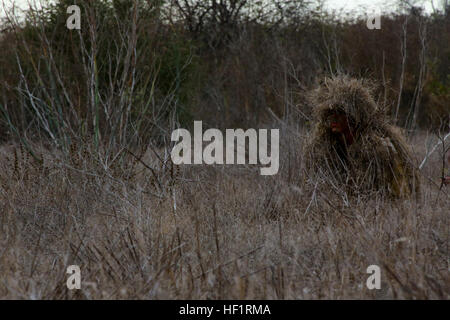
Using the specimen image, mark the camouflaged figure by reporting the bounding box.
[305,76,420,198]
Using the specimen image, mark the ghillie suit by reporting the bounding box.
[305,76,420,198]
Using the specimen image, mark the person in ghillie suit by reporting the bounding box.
[305,76,420,198]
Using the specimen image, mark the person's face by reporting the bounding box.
[328,112,350,134]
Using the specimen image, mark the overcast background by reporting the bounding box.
[1,0,444,19]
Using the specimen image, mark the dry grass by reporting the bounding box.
[0,128,448,300]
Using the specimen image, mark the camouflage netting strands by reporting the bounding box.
[305,76,420,198]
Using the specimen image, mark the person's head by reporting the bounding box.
[310,76,381,135]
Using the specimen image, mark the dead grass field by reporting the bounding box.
[0,128,448,299]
